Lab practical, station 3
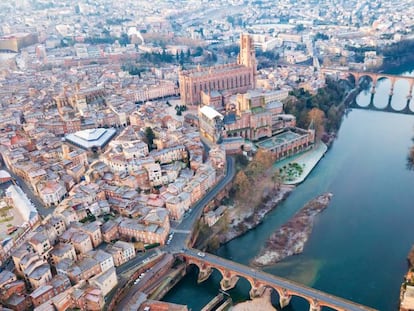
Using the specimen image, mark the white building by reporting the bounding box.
[89,267,118,296]
[113,241,135,263]
[37,181,67,207]
[5,184,40,227]
[65,128,117,151]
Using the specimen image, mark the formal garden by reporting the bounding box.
[279,162,305,182]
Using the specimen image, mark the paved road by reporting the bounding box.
[182,248,377,311]
[159,156,235,255]
[116,249,161,275]
[177,156,235,233]
[111,153,376,310]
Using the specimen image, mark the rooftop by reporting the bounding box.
[65,128,117,149]
[199,106,223,120]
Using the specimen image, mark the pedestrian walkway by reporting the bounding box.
[274,142,328,185]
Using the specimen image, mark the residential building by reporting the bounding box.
[37,181,67,207]
[84,250,114,273]
[89,267,118,296]
[50,243,77,265]
[101,220,119,243]
[198,106,224,143]
[81,221,103,248]
[60,227,93,254]
[27,263,53,289]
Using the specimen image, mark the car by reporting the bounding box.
[197,252,205,257]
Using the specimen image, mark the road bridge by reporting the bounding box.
[178,249,377,311]
[322,68,414,114]
[114,154,376,310]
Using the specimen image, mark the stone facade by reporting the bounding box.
[179,34,256,105]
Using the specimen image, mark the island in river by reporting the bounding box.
[251,192,333,267]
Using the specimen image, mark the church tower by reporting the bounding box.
[238,34,257,87]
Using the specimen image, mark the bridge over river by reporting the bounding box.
[322,68,414,114]
[177,248,377,311]
[157,155,378,310]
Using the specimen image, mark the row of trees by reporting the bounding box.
[379,39,414,72]
[84,33,130,46]
[121,64,147,77]
[139,47,208,66]
[283,78,350,140]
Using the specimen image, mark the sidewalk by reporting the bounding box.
[274,142,328,185]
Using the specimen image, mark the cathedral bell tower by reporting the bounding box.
[238,34,257,87]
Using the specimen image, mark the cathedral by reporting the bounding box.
[178,34,257,106]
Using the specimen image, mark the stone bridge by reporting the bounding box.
[322,68,414,114]
[179,249,377,311]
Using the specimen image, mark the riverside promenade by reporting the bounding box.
[274,142,328,185]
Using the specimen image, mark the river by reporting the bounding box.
[163,67,414,311]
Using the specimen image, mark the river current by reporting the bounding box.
[163,67,414,311]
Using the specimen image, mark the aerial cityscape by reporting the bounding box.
[0,0,414,310]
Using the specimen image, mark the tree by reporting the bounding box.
[295,24,305,32]
[407,146,414,170]
[308,108,326,140]
[234,171,250,198]
[271,170,283,190]
[145,127,155,150]
[245,149,275,177]
[235,154,249,167]
[254,149,274,170]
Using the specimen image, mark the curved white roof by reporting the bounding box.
[65,128,116,149]
[0,170,11,179]
[199,106,223,120]
[75,128,107,141]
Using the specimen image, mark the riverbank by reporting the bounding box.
[251,192,333,267]
[399,247,414,310]
[220,184,295,244]
[231,288,275,311]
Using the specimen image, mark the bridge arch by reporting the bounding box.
[346,72,358,87]
[356,74,375,89]
[390,79,411,111]
[180,253,375,311]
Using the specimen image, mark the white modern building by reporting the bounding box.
[65,128,117,151]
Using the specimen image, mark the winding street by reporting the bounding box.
[116,156,235,274]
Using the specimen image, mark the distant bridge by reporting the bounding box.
[179,249,377,311]
[322,68,414,114]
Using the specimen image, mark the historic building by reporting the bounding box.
[198,106,224,143]
[224,90,297,141]
[198,90,297,144]
[179,34,257,106]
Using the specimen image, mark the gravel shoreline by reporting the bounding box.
[218,184,295,244]
[251,192,333,267]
